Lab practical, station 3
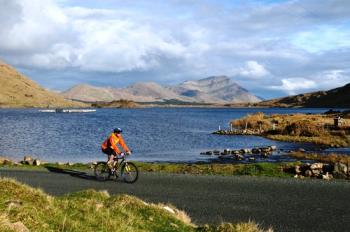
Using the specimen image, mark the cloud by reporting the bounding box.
[0,0,349,98]
[239,61,269,78]
[269,78,317,95]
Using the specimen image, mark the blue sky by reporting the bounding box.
[0,0,350,99]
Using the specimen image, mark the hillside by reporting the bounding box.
[0,61,86,108]
[257,83,350,108]
[62,76,261,104]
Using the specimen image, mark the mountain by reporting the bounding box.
[62,76,261,104]
[0,61,86,108]
[257,83,350,108]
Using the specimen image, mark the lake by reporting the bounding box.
[0,108,345,163]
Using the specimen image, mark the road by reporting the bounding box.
[1,168,349,232]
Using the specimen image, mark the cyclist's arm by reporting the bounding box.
[118,135,130,152]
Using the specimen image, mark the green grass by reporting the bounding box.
[0,161,295,178]
[135,162,294,178]
[0,178,271,232]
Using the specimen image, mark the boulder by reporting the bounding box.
[33,159,41,166]
[310,163,323,170]
[269,145,277,151]
[234,154,244,161]
[213,150,220,155]
[311,169,321,177]
[231,150,240,155]
[23,156,33,162]
[240,148,251,154]
[322,172,333,180]
[248,157,255,162]
[304,170,313,177]
[333,162,348,178]
[252,148,261,154]
[205,151,213,155]
[295,165,301,174]
[260,147,271,153]
[298,148,306,152]
[223,149,230,155]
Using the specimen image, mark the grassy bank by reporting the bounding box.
[0,178,271,232]
[0,160,295,178]
[290,151,350,164]
[230,112,350,147]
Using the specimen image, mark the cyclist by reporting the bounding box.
[101,128,131,170]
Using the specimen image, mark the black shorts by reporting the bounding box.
[102,147,117,156]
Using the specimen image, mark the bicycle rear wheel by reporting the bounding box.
[94,162,111,180]
[121,162,139,183]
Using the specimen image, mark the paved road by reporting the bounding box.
[1,168,349,232]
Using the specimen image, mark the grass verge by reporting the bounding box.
[0,162,295,178]
[0,178,272,232]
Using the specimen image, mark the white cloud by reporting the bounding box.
[239,61,269,78]
[269,78,317,95]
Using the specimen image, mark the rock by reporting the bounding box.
[260,147,271,153]
[0,157,13,165]
[333,162,348,178]
[304,170,313,177]
[23,156,33,162]
[213,150,220,155]
[66,162,74,166]
[231,150,240,155]
[205,151,213,155]
[33,159,41,166]
[9,222,29,232]
[322,172,333,180]
[24,160,34,165]
[14,162,22,166]
[240,148,251,154]
[311,169,321,177]
[269,145,277,151]
[248,157,255,162]
[295,165,301,174]
[3,159,13,165]
[310,163,323,170]
[56,162,64,166]
[234,154,244,161]
[252,148,261,154]
[223,149,230,155]
[298,148,305,152]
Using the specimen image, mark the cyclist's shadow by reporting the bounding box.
[45,166,119,182]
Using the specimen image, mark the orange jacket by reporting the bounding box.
[101,133,129,154]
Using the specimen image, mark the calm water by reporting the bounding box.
[0,108,344,163]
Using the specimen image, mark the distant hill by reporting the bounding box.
[257,83,350,108]
[62,76,261,104]
[0,61,86,108]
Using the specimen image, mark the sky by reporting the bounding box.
[0,0,350,99]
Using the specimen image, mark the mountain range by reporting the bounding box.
[0,61,85,108]
[62,76,262,104]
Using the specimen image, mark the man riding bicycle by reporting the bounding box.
[101,128,131,170]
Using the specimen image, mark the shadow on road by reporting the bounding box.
[45,166,105,182]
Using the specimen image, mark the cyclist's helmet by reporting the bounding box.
[114,128,123,133]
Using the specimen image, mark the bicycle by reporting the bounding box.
[94,153,139,183]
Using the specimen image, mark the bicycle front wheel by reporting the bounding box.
[121,162,139,183]
[94,162,111,180]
